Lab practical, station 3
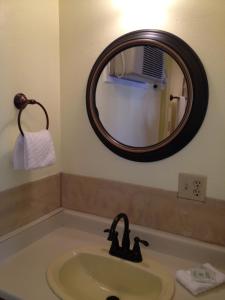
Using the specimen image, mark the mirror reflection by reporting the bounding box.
[96,46,188,147]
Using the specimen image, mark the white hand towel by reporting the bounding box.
[13,129,56,170]
[176,263,225,296]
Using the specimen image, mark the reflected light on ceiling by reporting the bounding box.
[112,0,174,29]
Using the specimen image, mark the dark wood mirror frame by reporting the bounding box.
[86,30,208,162]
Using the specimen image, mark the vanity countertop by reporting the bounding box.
[0,209,224,300]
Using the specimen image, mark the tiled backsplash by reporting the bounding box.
[1,173,224,247]
[62,173,225,247]
[0,174,60,236]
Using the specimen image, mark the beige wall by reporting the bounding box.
[0,0,61,191]
[60,0,225,200]
[1,1,224,201]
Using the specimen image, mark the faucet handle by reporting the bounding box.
[104,228,117,241]
[104,228,110,240]
[134,237,149,247]
[131,237,149,262]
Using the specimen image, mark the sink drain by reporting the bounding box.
[106,296,120,300]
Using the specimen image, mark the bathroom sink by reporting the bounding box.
[47,247,174,300]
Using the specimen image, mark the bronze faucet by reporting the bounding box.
[104,213,149,262]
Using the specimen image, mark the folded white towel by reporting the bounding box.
[176,263,225,296]
[13,129,56,170]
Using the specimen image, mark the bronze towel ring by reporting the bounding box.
[14,93,49,136]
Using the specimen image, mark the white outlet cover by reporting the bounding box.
[178,173,207,202]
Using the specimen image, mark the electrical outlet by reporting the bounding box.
[178,173,207,202]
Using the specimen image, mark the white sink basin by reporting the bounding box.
[47,247,174,300]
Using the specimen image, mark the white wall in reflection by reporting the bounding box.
[96,69,161,147]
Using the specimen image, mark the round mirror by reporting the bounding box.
[86,30,208,162]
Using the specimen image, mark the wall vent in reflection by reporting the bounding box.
[142,46,164,81]
[109,45,166,86]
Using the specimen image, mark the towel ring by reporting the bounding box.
[14,93,49,136]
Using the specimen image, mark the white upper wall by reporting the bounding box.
[96,72,161,147]
[59,0,225,200]
[0,0,61,191]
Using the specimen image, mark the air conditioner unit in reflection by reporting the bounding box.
[109,45,166,86]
